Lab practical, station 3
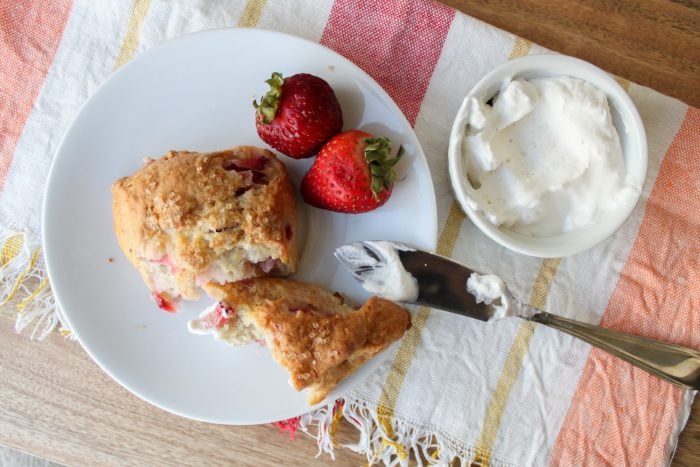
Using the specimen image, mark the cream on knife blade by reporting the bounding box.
[333,240,700,390]
[333,240,523,321]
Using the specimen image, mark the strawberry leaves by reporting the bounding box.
[364,137,404,199]
[300,130,404,213]
[253,72,284,124]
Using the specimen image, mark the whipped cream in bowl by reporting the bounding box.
[448,55,647,257]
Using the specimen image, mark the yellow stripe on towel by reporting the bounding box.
[437,201,467,257]
[614,76,631,93]
[376,203,466,435]
[376,305,431,436]
[329,402,344,447]
[1,234,23,266]
[1,247,41,306]
[473,258,560,465]
[114,0,152,70]
[374,37,535,451]
[381,437,408,461]
[372,36,539,463]
[509,36,532,60]
[17,277,49,313]
[238,0,267,28]
[465,37,562,467]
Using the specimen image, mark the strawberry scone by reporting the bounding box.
[191,278,411,404]
[111,147,298,310]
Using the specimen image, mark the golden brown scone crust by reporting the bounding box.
[204,278,350,315]
[204,279,411,404]
[112,147,297,300]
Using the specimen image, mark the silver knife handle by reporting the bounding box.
[531,312,700,390]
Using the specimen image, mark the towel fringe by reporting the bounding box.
[297,397,513,467]
[0,230,72,340]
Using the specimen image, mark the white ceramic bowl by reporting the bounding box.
[447,54,647,257]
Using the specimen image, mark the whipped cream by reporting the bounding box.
[459,76,639,236]
[334,241,418,302]
[187,302,220,335]
[187,302,260,345]
[466,272,522,320]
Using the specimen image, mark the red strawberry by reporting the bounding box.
[254,72,343,159]
[300,130,404,213]
[152,292,178,313]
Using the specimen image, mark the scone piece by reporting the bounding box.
[197,278,411,404]
[112,147,297,309]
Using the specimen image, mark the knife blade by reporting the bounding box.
[333,240,700,390]
[333,240,498,321]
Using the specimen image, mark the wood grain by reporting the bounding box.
[442,0,700,108]
[674,400,700,467]
[0,317,363,466]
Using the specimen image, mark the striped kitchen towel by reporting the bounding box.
[1,0,697,465]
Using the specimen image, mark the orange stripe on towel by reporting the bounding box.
[551,106,700,466]
[320,0,455,126]
[0,0,73,192]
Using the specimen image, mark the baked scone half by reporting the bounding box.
[195,278,411,404]
[112,147,298,310]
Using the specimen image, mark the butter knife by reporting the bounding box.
[334,240,700,390]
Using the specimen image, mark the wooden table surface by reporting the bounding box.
[1,1,698,466]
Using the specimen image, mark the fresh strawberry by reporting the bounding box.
[254,72,343,159]
[300,130,404,213]
[152,292,178,313]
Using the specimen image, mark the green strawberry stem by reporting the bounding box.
[253,72,284,124]
[364,137,404,199]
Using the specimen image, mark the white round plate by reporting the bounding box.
[43,28,437,425]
